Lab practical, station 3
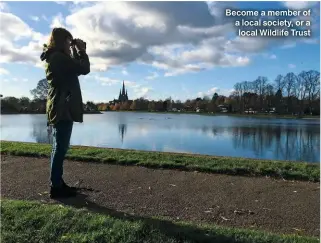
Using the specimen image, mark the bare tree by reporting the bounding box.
[254,76,268,111]
[303,70,320,113]
[274,74,284,93]
[30,78,48,100]
[283,72,297,113]
[234,82,244,113]
[297,71,310,115]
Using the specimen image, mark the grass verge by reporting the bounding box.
[1,199,318,243]
[1,141,319,182]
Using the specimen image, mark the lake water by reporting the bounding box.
[1,112,320,163]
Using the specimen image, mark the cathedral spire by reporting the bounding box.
[118,81,129,102]
[122,80,126,95]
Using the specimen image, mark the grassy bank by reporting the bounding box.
[1,141,319,182]
[1,199,318,243]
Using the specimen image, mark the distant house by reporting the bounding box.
[218,105,228,113]
[244,108,257,114]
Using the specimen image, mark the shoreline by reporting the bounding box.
[1,110,319,119]
[1,141,319,182]
[102,110,320,120]
[0,111,102,115]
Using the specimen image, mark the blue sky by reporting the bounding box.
[0,1,320,102]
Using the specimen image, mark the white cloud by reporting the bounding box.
[124,80,138,88]
[122,68,128,75]
[269,54,277,59]
[283,1,318,10]
[262,53,277,59]
[1,1,319,77]
[30,16,39,22]
[0,12,46,66]
[42,15,49,21]
[94,76,121,86]
[0,2,9,11]
[0,68,9,75]
[135,87,153,98]
[50,13,66,28]
[0,12,34,41]
[124,80,153,99]
[61,1,253,75]
[55,1,67,5]
[197,87,234,98]
[146,71,159,80]
[288,64,296,69]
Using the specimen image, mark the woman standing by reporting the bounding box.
[40,27,90,198]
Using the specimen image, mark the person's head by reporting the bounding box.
[47,27,73,55]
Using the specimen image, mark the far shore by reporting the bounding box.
[101,110,320,119]
[1,110,102,115]
[1,110,319,120]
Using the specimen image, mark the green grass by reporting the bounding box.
[1,141,319,182]
[1,199,318,243]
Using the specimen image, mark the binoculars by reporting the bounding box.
[71,39,86,49]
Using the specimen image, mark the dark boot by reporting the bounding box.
[50,185,77,199]
[61,180,78,191]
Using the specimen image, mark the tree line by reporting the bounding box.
[1,70,320,116]
[0,79,99,114]
[97,70,320,116]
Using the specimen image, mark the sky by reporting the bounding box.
[0,1,320,103]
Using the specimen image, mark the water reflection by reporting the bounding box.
[31,121,53,144]
[231,126,319,162]
[2,113,318,163]
[118,124,127,143]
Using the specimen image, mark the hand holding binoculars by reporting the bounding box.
[71,38,86,51]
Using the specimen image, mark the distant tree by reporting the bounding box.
[275,89,283,113]
[301,70,320,114]
[155,100,163,111]
[162,100,168,111]
[284,72,297,113]
[274,74,284,93]
[1,96,21,112]
[113,103,120,111]
[85,101,98,111]
[120,101,130,110]
[19,97,30,109]
[130,100,137,110]
[148,101,156,111]
[212,93,219,103]
[254,76,268,110]
[207,101,217,112]
[30,78,48,100]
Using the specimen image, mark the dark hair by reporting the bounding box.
[47,27,73,51]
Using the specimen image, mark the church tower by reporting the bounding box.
[118,81,129,102]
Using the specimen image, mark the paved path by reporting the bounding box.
[1,155,319,237]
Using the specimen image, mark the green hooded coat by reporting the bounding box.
[40,46,90,125]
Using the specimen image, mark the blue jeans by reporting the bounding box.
[50,120,73,187]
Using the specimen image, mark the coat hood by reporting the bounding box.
[40,44,60,61]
